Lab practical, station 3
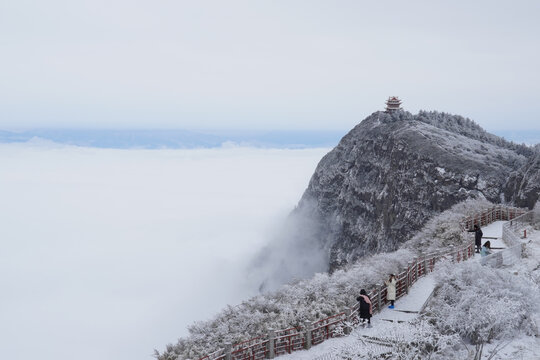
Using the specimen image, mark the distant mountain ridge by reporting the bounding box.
[256,110,540,278]
[2,127,538,149]
[0,129,343,149]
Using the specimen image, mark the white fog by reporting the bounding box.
[0,142,329,360]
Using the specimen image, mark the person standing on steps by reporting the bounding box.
[468,224,483,253]
[385,274,397,309]
[356,289,372,327]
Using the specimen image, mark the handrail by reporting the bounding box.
[502,210,536,246]
[461,205,527,230]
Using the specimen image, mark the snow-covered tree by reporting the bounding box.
[426,260,540,345]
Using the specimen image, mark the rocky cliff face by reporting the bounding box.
[503,149,540,209]
[289,110,538,271]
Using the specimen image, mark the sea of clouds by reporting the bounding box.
[0,142,329,360]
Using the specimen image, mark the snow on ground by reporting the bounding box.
[480,221,540,360]
[481,334,540,360]
[375,276,435,323]
[479,221,506,249]
[469,221,508,264]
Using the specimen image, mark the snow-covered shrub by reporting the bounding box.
[156,199,501,359]
[332,320,464,360]
[383,320,464,360]
[427,260,540,345]
[404,198,493,255]
[415,111,534,157]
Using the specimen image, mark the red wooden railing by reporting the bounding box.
[311,312,347,345]
[274,327,304,356]
[231,337,268,360]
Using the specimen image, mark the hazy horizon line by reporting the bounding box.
[1,128,539,149]
[0,128,345,149]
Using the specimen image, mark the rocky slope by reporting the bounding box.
[503,149,540,209]
[273,110,539,273]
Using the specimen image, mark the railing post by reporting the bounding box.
[406,262,411,294]
[439,249,446,261]
[377,284,383,311]
[304,320,312,350]
[415,259,419,280]
[225,342,232,360]
[344,308,352,335]
[267,329,275,359]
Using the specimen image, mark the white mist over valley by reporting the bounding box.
[0,143,329,360]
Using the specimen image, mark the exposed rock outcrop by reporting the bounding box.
[503,151,540,209]
[284,110,537,272]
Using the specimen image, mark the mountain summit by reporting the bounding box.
[255,110,539,284]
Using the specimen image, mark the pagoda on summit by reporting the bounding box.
[385,96,402,112]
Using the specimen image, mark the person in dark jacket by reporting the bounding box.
[468,224,483,253]
[356,289,372,326]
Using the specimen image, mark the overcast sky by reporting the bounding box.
[1,0,539,131]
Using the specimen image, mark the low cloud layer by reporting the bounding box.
[248,197,332,292]
[0,143,328,360]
